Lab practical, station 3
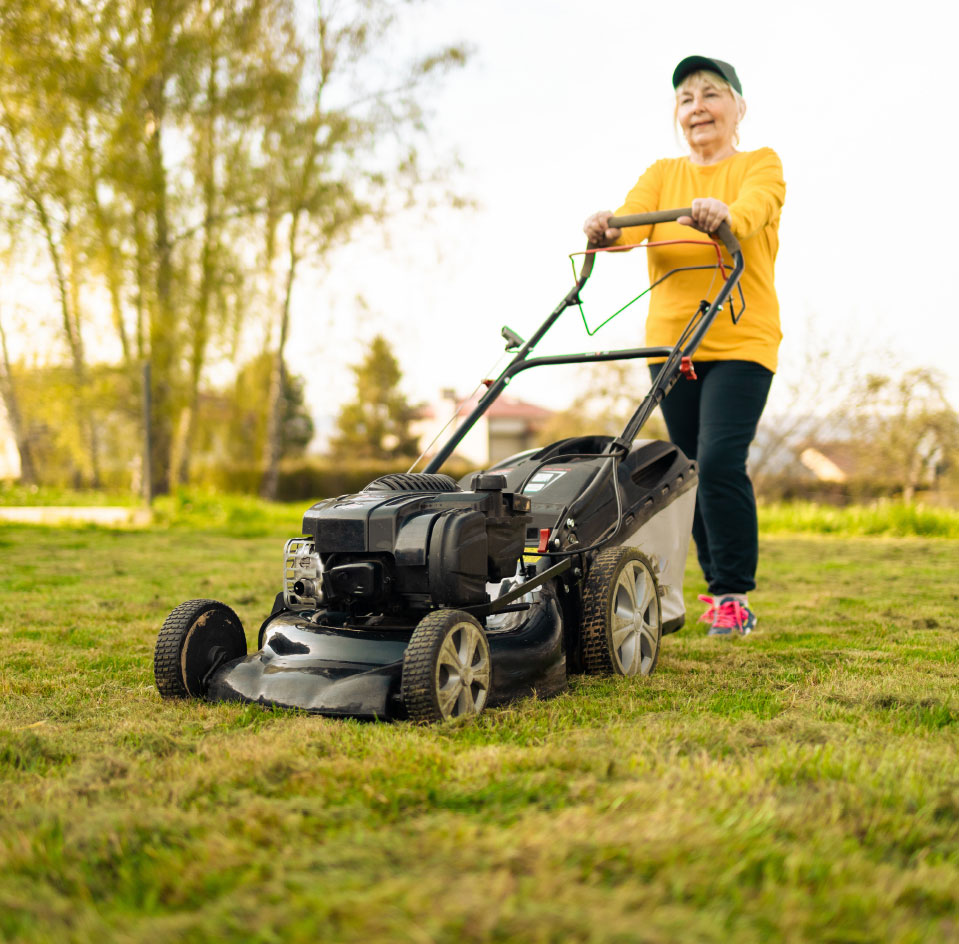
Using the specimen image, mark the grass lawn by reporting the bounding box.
[1,512,958,943]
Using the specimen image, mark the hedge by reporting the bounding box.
[190,458,480,502]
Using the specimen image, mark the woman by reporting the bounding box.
[583,56,785,637]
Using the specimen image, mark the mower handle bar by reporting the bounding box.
[422,208,744,475]
[606,208,741,257]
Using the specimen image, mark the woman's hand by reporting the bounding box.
[678,198,730,235]
[583,210,622,246]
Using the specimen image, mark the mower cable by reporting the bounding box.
[544,454,627,559]
[406,348,512,473]
[543,296,711,559]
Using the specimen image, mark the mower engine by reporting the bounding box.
[288,472,532,619]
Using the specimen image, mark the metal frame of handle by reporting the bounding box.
[424,209,744,474]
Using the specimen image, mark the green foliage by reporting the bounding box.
[260,457,475,503]
[754,473,904,505]
[190,457,456,503]
[848,368,959,499]
[1,526,959,940]
[6,482,959,540]
[1,352,313,492]
[6,362,141,489]
[330,334,420,461]
[769,367,959,505]
[0,0,468,494]
[212,352,314,467]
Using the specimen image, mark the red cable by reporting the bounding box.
[572,238,728,278]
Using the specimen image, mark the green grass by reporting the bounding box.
[0,481,144,507]
[164,493,959,538]
[759,499,959,538]
[1,513,958,942]
[0,485,306,537]
[6,484,959,537]
[148,490,306,536]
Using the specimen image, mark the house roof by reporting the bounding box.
[799,447,848,483]
[797,440,860,476]
[420,392,553,421]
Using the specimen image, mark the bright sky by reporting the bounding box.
[291,0,959,438]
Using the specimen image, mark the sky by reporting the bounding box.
[287,0,959,442]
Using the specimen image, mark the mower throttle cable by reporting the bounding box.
[569,238,729,337]
[406,346,513,473]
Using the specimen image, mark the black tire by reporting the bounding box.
[154,599,247,699]
[401,610,492,722]
[581,547,662,677]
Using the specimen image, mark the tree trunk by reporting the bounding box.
[144,63,177,495]
[179,54,219,486]
[1,110,102,486]
[62,200,103,488]
[37,193,102,487]
[80,108,131,366]
[0,309,38,485]
[260,211,301,500]
[133,207,149,362]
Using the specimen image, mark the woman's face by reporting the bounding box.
[676,76,740,151]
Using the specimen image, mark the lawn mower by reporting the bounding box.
[153,208,744,721]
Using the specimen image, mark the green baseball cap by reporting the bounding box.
[672,56,742,95]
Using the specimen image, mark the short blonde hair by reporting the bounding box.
[674,69,746,143]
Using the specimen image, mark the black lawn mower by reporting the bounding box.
[153,208,744,722]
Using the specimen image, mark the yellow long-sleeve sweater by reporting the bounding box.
[613,147,786,372]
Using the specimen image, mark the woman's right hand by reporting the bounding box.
[583,210,622,246]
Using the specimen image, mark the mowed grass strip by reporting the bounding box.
[1,518,958,943]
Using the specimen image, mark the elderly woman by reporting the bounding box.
[584,56,785,637]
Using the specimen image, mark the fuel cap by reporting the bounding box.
[470,473,507,491]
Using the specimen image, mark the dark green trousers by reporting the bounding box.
[650,359,773,595]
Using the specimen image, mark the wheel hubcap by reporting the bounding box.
[611,561,660,676]
[436,621,490,718]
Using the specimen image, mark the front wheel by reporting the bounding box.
[581,547,662,677]
[154,599,247,699]
[401,610,492,722]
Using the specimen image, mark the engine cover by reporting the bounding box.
[302,475,531,611]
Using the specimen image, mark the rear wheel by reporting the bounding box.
[154,599,247,699]
[401,610,492,722]
[581,547,662,676]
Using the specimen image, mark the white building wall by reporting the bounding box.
[411,411,491,467]
[0,404,21,480]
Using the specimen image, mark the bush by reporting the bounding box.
[190,457,479,502]
[755,473,904,506]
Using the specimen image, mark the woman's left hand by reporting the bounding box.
[678,198,730,235]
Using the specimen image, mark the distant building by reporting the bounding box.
[413,390,553,467]
[748,414,860,483]
[0,404,20,480]
[798,446,851,483]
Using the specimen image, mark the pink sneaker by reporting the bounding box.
[698,594,717,625]
[707,598,757,636]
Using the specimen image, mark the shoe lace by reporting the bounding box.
[712,599,747,631]
[697,594,715,623]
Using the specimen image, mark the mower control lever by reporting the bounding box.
[501,326,525,351]
[607,208,742,258]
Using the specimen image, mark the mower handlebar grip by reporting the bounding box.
[607,207,741,257]
[607,208,693,228]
